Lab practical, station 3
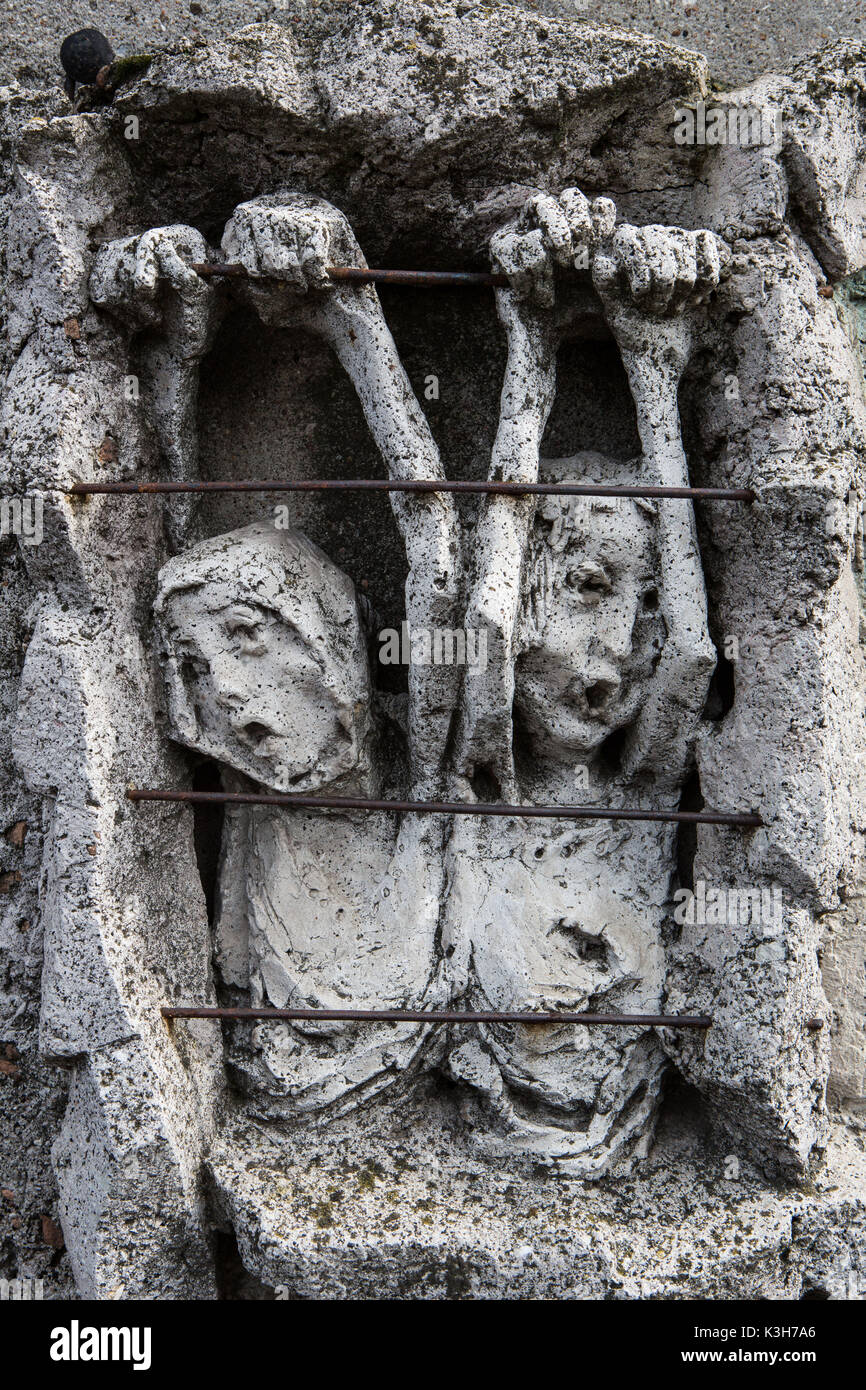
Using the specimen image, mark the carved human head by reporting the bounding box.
[515,454,665,758]
[154,521,372,792]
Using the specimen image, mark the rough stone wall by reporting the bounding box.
[0,0,862,89]
[0,3,864,1299]
[1,98,224,1299]
[0,89,75,1298]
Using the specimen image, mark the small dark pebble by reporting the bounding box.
[60,28,115,100]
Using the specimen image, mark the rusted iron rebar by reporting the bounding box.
[161,1006,824,1029]
[128,788,762,828]
[69,478,756,501]
[190,261,509,288]
[162,1006,714,1027]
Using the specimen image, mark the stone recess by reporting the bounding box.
[0,2,864,1299]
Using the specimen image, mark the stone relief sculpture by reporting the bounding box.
[442,194,723,1169]
[445,478,688,1171]
[2,6,865,1299]
[153,520,449,1117]
[90,186,721,1176]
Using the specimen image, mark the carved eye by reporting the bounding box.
[642,587,659,611]
[226,616,266,655]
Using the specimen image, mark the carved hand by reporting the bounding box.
[221,194,363,321]
[89,225,214,357]
[591,216,728,384]
[593,222,726,317]
[491,187,727,331]
[490,190,615,309]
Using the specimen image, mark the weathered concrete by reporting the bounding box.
[0,3,864,1298]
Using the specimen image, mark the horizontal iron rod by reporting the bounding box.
[191,261,509,288]
[162,1006,713,1027]
[161,1006,824,1029]
[69,478,755,501]
[128,789,762,827]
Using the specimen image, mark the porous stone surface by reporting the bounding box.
[0,2,864,1299]
[208,1080,866,1299]
[0,0,861,91]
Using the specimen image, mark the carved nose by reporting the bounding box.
[210,657,259,710]
[604,599,640,658]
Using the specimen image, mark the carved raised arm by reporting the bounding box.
[89,225,220,542]
[460,192,723,794]
[591,225,724,781]
[457,192,614,795]
[221,195,462,795]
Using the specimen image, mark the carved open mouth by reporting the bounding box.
[243,720,274,750]
[565,677,624,721]
[584,680,617,713]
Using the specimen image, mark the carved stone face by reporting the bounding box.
[515,497,663,758]
[155,523,371,792]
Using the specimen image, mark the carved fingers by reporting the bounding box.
[89,224,213,360]
[490,190,616,306]
[221,194,361,290]
[90,225,210,309]
[593,224,727,315]
[136,226,209,298]
[559,187,617,268]
[490,186,727,322]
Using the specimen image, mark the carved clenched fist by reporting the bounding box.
[490,190,615,306]
[90,225,210,312]
[221,193,363,290]
[592,221,726,314]
[491,186,728,317]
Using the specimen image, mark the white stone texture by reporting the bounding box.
[0,3,864,1297]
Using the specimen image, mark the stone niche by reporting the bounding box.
[1,3,865,1300]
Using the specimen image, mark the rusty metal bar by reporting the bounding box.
[128,788,762,827]
[162,1006,713,1027]
[161,1006,824,1029]
[69,478,756,501]
[190,261,509,288]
